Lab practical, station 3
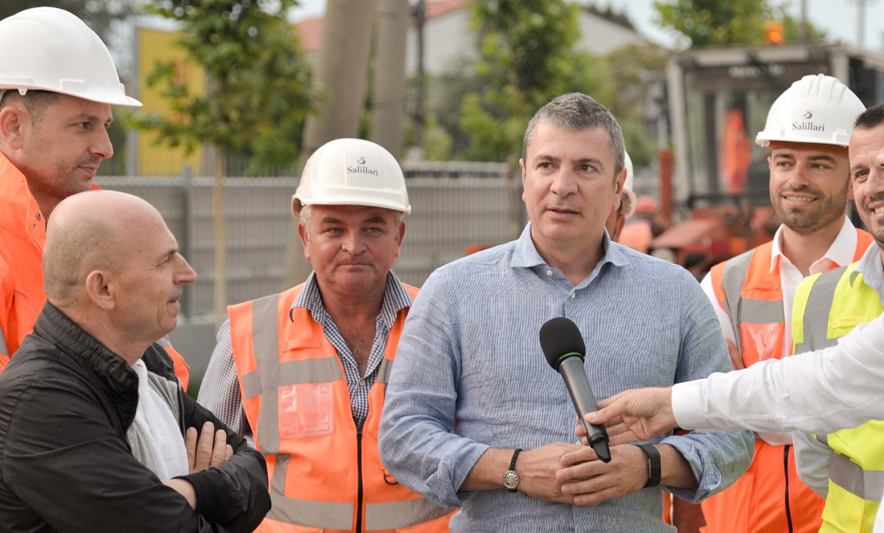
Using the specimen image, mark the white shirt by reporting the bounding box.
[670,314,884,532]
[131,360,189,480]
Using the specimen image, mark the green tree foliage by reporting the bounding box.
[0,0,135,43]
[654,0,772,47]
[457,0,607,163]
[654,0,826,47]
[132,0,314,171]
[603,43,669,168]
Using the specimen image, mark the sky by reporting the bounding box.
[291,0,884,51]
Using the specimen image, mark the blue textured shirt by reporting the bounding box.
[379,224,753,532]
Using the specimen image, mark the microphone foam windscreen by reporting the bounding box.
[539,317,587,369]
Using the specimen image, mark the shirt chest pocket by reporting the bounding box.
[276,337,338,439]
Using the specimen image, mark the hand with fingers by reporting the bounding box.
[513,442,585,504]
[576,387,678,445]
[556,444,650,506]
[185,421,234,473]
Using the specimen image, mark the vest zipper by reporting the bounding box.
[357,429,364,532]
[784,444,793,533]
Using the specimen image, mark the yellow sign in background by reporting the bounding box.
[136,26,206,175]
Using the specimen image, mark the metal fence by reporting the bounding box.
[99,161,524,322]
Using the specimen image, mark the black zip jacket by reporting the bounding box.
[0,303,271,532]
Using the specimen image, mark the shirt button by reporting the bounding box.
[358,379,365,387]
[570,292,576,300]
[36,212,42,221]
[546,270,553,277]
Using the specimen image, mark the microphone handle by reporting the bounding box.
[558,357,612,463]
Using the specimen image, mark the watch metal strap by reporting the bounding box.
[634,444,661,488]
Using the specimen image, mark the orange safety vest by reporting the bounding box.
[703,233,872,533]
[228,284,453,533]
[0,151,190,388]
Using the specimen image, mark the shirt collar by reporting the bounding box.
[510,222,629,278]
[853,242,884,293]
[769,217,857,274]
[291,271,413,328]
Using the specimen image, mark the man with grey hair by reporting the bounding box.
[379,92,753,531]
[198,138,452,531]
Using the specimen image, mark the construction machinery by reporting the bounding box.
[651,42,884,274]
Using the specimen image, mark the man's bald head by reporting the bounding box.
[43,191,161,306]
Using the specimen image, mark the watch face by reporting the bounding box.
[503,470,520,490]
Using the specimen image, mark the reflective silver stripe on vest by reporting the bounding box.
[250,294,285,454]
[365,497,452,530]
[241,359,343,399]
[720,249,785,354]
[267,454,355,529]
[794,266,846,354]
[0,323,8,357]
[829,452,884,501]
[376,357,394,385]
[817,434,829,445]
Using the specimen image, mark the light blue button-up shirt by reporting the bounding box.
[379,224,753,532]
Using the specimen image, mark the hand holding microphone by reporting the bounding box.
[540,317,611,463]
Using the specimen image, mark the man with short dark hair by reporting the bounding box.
[0,7,188,385]
[379,92,752,531]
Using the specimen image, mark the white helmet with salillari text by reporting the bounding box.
[293,138,411,216]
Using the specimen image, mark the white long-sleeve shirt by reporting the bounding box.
[671,313,884,531]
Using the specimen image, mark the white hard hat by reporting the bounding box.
[0,7,141,107]
[755,74,863,148]
[621,151,637,218]
[293,138,411,216]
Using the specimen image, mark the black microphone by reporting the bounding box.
[540,317,611,463]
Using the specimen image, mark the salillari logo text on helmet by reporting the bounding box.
[792,111,824,132]
[348,156,379,176]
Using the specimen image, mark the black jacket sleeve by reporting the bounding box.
[142,342,180,383]
[176,392,271,533]
[1,376,233,532]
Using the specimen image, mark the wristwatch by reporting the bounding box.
[634,444,661,488]
[503,448,522,492]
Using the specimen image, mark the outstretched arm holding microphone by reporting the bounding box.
[586,315,884,441]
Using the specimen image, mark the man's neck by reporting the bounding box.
[317,280,385,326]
[61,305,148,366]
[533,234,605,286]
[28,190,59,224]
[780,221,844,276]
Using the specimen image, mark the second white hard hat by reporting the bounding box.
[0,7,141,106]
[293,138,411,216]
[621,151,637,219]
[756,74,864,148]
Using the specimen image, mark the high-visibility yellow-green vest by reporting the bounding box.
[792,262,884,533]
